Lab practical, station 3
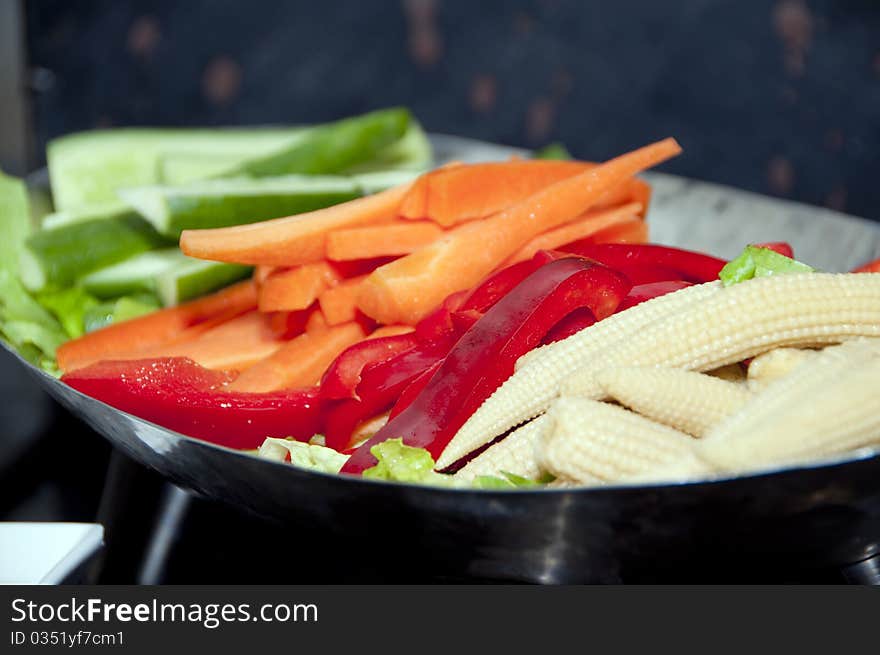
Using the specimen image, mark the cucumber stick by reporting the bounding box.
[82,248,250,306]
[41,201,132,230]
[156,257,251,307]
[18,213,170,292]
[219,107,411,177]
[83,294,161,333]
[47,126,312,210]
[118,175,362,237]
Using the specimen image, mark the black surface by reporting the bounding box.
[22,0,880,219]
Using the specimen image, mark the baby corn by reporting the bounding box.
[454,415,551,484]
[596,367,752,438]
[436,281,721,469]
[564,273,880,399]
[706,363,747,384]
[540,397,698,483]
[746,347,817,392]
[698,338,880,472]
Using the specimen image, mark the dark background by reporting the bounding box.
[2,0,879,583]
[18,0,880,219]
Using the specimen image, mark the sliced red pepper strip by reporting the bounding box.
[320,332,420,400]
[616,280,693,312]
[752,242,794,258]
[615,263,684,285]
[852,257,880,273]
[342,257,631,474]
[62,358,322,449]
[541,307,597,345]
[557,242,726,283]
[323,337,454,450]
[388,359,442,419]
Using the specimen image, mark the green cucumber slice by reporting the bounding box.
[155,258,251,307]
[41,201,132,230]
[157,151,258,185]
[345,119,433,173]
[351,170,422,194]
[18,213,170,292]
[220,108,411,178]
[118,175,361,237]
[48,126,311,210]
[81,248,181,298]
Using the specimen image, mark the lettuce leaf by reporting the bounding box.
[719,245,815,287]
[362,438,454,486]
[475,471,555,489]
[257,437,348,474]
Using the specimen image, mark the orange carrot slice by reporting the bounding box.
[305,308,329,334]
[585,217,649,245]
[57,280,257,372]
[179,182,411,267]
[357,138,681,324]
[258,262,342,312]
[325,220,444,261]
[367,325,414,339]
[399,160,594,226]
[122,311,284,371]
[318,276,366,325]
[227,322,367,392]
[503,201,642,266]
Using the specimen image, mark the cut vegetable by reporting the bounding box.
[82,294,162,333]
[119,175,362,238]
[180,181,411,267]
[56,280,257,372]
[0,172,33,277]
[228,322,367,392]
[219,108,411,178]
[81,248,250,305]
[398,160,595,226]
[19,213,170,292]
[357,138,682,325]
[258,262,342,312]
[40,201,132,230]
[582,216,649,245]
[326,220,445,260]
[504,202,642,265]
[318,276,366,325]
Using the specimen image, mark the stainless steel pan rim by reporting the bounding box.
[11,341,880,497]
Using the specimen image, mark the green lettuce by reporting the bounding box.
[362,438,453,485]
[257,437,348,474]
[475,471,555,489]
[719,245,815,287]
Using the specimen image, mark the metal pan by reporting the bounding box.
[7,135,880,582]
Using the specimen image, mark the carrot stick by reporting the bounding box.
[586,216,650,245]
[325,220,444,261]
[399,160,594,226]
[503,201,642,266]
[318,276,365,325]
[123,311,284,371]
[179,182,411,267]
[227,322,367,392]
[56,280,257,372]
[258,262,342,312]
[305,308,329,334]
[368,325,415,339]
[357,138,681,324]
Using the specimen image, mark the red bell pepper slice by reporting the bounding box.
[752,242,794,258]
[341,257,631,474]
[322,337,455,450]
[616,280,693,312]
[557,242,726,283]
[615,263,684,285]
[320,332,420,400]
[388,359,442,419]
[541,307,597,345]
[853,257,880,273]
[62,358,322,449]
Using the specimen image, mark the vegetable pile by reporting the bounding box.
[3,109,880,488]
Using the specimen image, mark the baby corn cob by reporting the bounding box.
[435,281,722,469]
[454,415,551,484]
[596,367,752,438]
[698,338,880,472]
[539,397,698,483]
[746,347,817,392]
[564,273,880,399]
